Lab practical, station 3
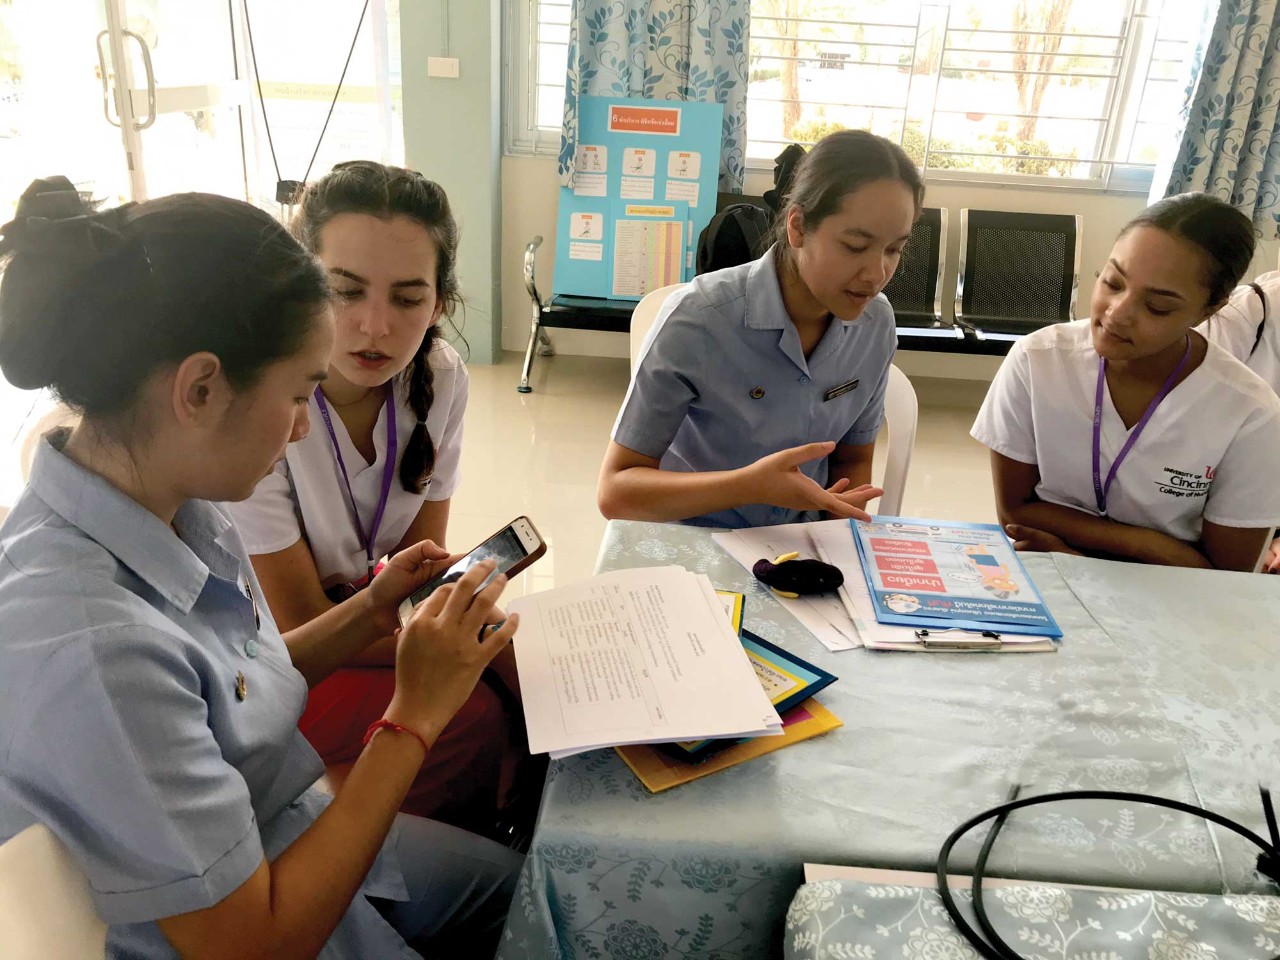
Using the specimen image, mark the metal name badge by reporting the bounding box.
[823,378,860,402]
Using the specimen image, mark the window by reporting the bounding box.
[507,0,1200,187]
[0,0,403,509]
[745,0,1200,189]
[506,0,570,154]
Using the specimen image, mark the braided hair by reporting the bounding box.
[293,161,462,493]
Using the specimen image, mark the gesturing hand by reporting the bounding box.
[745,441,883,521]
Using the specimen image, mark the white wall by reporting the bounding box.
[501,154,1280,377]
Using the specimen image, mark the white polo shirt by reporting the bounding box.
[971,320,1280,543]
[225,341,467,587]
[1199,271,1280,394]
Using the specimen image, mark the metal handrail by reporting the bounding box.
[942,47,1121,60]
[749,14,916,30]
[932,108,1108,122]
[747,95,908,110]
[927,149,1152,167]
[752,35,916,49]
[938,63,1119,80]
[949,28,1124,40]
[747,53,914,65]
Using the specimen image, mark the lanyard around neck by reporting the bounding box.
[314,382,398,577]
[1091,336,1191,516]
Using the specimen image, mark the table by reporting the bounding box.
[498,521,1280,960]
[785,877,1280,960]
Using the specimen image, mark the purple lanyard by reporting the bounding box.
[314,382,398,577]
[1092,336,1191,516]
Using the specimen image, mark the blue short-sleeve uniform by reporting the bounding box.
[0,437,420,959]
[612,244,897,528]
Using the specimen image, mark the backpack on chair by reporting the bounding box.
[695,203,774,275]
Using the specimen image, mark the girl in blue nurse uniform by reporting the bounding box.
[598,130,923,528]
[0,178,521,959]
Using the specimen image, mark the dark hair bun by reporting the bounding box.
[1,185,327,417]
[0,177,140,392]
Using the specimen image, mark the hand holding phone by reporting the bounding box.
[398,516,547,627]
[386,559,519,747]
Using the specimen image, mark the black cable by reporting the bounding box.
[243,0,281,187]
[242,0,370,202]
[1263,786,1278,847]
[970,785,1023,960]
[301,0,370,187]
[935,787,1280,960]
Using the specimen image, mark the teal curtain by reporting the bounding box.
[558,0,749,192]
[1152,0,1280,237]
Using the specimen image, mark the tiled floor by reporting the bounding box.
[451,352,998,599]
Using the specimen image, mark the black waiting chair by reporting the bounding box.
[954,210,1082,340]
[882,207,961,343]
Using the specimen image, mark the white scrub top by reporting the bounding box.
[226,340,467,585]
[0,435,418,959]
[1199,271,1280,394]
[613,245,897,528]
[971,320,1280,543]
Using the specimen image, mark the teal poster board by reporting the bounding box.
[553,96,725,301]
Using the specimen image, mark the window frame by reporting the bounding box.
[505,0,1191,193]
[504,0,565,156]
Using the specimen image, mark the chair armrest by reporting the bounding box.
[524,236,545,307]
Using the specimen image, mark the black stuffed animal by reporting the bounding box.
[752,551,843,598]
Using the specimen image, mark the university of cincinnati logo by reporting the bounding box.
[1155,465,1215,499]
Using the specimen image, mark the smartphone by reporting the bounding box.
[397,516,546,626]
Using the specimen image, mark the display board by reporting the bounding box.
[553,97,725,300]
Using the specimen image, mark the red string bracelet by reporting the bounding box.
[363,719,430,756]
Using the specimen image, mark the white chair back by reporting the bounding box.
[878,365,918,517]
[0,824,106,959]
[1252,526,1276,574]
[629,283,687,372]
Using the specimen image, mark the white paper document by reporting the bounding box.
[509,566,782,758]
[568,241,603,261]
[573,173,608,197]
[712,523,861,652]
[664,179,700,208]
[620,176,655,200]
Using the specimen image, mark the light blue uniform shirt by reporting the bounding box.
[0,437,417,959]
[613,245,897,527]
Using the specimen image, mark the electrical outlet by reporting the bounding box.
[427,57,460,79]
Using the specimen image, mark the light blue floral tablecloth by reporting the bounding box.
[498,521,1280,960]
[785,879,1280,960]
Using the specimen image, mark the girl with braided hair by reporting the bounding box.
[227,161,531,838]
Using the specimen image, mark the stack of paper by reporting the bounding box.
[712,524,861,652]
[715,520,1057,653]
[617,699,843,793]
[508,566,783,758]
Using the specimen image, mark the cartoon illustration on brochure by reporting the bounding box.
[958,543,1021,599]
